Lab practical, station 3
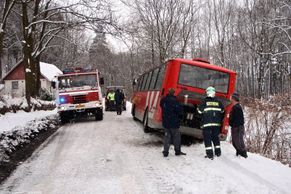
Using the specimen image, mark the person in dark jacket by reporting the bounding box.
[230,94,247,158]
[160,88,186,157]
[198,86,224,159]
[115,89,125,115]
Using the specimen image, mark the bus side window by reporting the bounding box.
[136,78,141,91]
[138,75,145,91]
[141,73,149,91]
[149,68,159,90]
[145,71,153,90]
[155,65,165,90]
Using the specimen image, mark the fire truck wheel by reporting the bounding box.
[95,109,103,121]
[143,110,151,133]
[60,113,69,124]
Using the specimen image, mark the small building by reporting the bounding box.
[2,61,62,97]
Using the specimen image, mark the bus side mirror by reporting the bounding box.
[132,79,137,86]
[100,77,104,85]
[51,81,56,89]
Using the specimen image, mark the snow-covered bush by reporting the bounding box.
[243,94,291,166]
[0,115,59,164]
[0,95,56,115]
[39,88,54,101]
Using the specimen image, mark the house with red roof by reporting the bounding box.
[2,61,62,97]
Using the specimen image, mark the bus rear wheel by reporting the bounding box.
[143,110,151,133]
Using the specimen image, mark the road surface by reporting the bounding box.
[1,104,291,194]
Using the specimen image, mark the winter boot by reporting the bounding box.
[215,148,221,157]
[163,151,169,157]
[241,151,248,158]
[205,155,214,160]
[175,151,186,156]
[206,150,214,160]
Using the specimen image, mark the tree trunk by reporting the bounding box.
[35,57,41,96]
[22,1,37,109]
[0,32,3,81]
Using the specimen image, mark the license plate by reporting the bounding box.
[76,104,85,109]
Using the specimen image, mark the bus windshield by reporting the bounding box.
[58,74,97,89]
[178,64,229,93]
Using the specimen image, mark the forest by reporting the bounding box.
[1,0,290,99]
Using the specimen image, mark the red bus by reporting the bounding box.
[131,58,236,139]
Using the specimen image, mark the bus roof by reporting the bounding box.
[171,58,236,74]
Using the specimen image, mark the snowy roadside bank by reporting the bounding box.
[242,96,291,167]
[0,111,60,183]
[0,95,56,115]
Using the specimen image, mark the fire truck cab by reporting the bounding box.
[52,68,104,123]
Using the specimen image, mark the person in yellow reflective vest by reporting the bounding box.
[197,86,224,160]
[107,90,115,110]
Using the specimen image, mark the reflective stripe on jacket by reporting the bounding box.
[107,92,115,101]
[197,97,224,129]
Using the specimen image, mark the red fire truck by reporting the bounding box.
[131,58,236,140]
[52,68,104,123]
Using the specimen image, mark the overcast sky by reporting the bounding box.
[106,0,131,53]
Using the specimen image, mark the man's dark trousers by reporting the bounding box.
[163,128,181,154]
[231,126,246,154]
[203,126,221,157]
[116,103,122,115]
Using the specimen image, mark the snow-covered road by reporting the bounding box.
[1,105,291,194]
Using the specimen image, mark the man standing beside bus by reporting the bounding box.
[160,88,186,157]
[229,94,247,158]
[198,87,224,160]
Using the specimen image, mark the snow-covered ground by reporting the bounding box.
[0,84,4,92]
[0,109,57,133]
[0,109,58,163]
[0,104,290,194]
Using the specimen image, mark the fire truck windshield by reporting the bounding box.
[58,74,97,89]
[178,63,229,93]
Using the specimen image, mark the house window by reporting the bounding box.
[12,81,19,89]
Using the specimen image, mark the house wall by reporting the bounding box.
[4,79,54,98]
[41,79,54,93]
[4,80,26,97]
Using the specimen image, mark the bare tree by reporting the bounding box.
[0,0,16,80]
[15,0,114,107]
